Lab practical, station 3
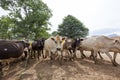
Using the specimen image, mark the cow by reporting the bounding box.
[62,38,81,61]
[43,35,66,65]
[71,38,82,58]
[0,40,30,76]
[102,36,120,65]
[79,36,120,66]
[62,38,73,59]
[89,36,120,65]
[31,38,46,60]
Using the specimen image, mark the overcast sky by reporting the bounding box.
[0,0,120,36]
[43,0,120,36]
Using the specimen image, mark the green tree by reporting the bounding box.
[51,31,58,36]
[0,16,15,39]
[0,0,52,39]
[58,15,89,38]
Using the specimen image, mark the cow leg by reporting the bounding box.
[58,54,63,65]
[62,49,69,61]
[34,51,36,59]
[39,50,43,57]
[80,49,86,59]
[69,49,74,61]
[43,50,45,59]
[50,52,53,60]
[93,50,98,64]
[6,61,10,70]
[49,51,55,65]
[43,50,48,59]
[113,52,118,65]
[0,62,3,78]
[29,50,32,59]
[105,52,117,66]
[73,48,77,60]
[23,51,28,60]
[98,51,103,60]
[58,51,63,65]
[25,51,30,68]
[89,50,94,59]
[31,50,35,59]
[89,53,93,59]
[90,51,103,60]
[69,49,72,56]
[37,50,40,60]
[42,49,44,57]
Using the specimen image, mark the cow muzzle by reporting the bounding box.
[56,48,61,51]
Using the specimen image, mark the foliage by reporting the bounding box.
[51,31,58,36]
[0,16,16,39]
[0,0,52,39]
[58,15,89,38]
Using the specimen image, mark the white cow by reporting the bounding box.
[79,36,120,66]
[95,36,120,65]
[43,35,66,64]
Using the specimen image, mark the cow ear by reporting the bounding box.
[80,38,84,41]
[114,40,119,43]
[51,38,55,41]
[62,37,66,41]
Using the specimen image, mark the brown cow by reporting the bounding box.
[62,38,81,61]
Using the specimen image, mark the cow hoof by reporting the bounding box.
[71,59,74,62]
[94,61,98,64]
[113,63,118,67]
[43,56,47,59]
[100,58,103,60]
[71,58,75,61]
[81,57,85,59]
[113,64,117,67]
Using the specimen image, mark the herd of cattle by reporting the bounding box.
[0,35,120,76]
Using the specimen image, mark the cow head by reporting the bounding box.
[37,38,46,48]
[74,38,81,47]
[71,38,83,49]
[51,35,66,51]
[113,39,120,50]
[64,39,73,50]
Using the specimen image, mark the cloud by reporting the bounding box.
[90,28,120,36]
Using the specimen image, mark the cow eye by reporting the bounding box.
[60,41,62,44]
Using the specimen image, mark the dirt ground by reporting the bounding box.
[1,51,120,80]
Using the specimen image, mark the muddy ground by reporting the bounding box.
[1,51,120,80]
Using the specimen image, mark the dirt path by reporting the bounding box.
[1,51,120,80]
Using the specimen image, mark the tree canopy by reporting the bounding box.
[0,0,52,39]
[0,16,15,39]
[57,15,89,38]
